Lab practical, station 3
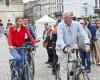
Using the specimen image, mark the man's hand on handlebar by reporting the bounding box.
[64,47,72,53]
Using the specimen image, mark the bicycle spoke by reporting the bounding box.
[78,70,90,80]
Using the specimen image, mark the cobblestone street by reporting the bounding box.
[0,35,100,80]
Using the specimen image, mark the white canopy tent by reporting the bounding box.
[35,15,56,37]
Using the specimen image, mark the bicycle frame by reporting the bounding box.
[69,49,90,80]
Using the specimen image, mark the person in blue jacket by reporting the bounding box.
[87,20,97,64]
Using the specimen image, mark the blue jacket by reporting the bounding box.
[28,24,37,39]
[87,22,96,39]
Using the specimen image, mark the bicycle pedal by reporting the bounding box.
[70,71,74,76]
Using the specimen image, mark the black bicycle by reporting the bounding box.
[9,43,37,80]
[55,48,90,80]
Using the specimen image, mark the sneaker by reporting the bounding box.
[45,61,51,64]
[86,69,91,73]
[52,71,56,75]
[48,64,52,68]
[91,61,95,65]
[96,62,100,66]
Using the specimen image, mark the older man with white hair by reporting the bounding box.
[56,11,90,80]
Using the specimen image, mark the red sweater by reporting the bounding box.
[8,25,36,47]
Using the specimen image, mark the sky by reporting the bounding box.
[23,0,34,3]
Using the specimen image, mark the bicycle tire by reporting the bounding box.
[27,65,34,80]
[31,54,35,77]
[26,52,35,80]
[29,53,35,80]
[55,65,61,80]
[77,69,90,80]
[24,65,29,80]
[67,67,70,80]
[9,60,20,80]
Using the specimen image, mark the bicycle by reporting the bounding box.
[55,47,90,80]
[70,48,90,80]
[9,44,37,80]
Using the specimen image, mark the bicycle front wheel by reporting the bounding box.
[77,69,90,80]
[27,53,35,80]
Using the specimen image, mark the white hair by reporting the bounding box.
[63,10,73,18]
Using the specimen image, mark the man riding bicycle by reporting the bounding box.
[23,17,37,41]
[7,16,36,80]
[56,11,90,80]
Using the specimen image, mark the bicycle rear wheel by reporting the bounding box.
[77,69,90,80]
[55,65,61,80]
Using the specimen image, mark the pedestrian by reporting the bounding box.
[78,19,91,73]
[95,19,100,65]
[23,17,37,41]
[5,19,12,37]
[50,24,58,74]
[7,19,12,28]
[87,20,97,64]
[43,23,53,64]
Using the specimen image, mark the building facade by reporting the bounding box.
[24,1,34,24]
[54,0,63,18]
[40,0,50,16]
[33,0,41,21]
[0,0,24,26]
[64,0,95,18]
[94,0,100,17]
[24,0,41,24]
[40,0,63,18]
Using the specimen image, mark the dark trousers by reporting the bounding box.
[52,53,58,72]
[52,43,58,73]
[80,49,91,70]
[47,48,54,63]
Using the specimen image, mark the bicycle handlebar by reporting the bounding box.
[71,48,82,53]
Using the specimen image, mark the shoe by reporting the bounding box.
[52,71,56,75]
[45,61,51,64]
[48,64,52,68]
[86,69,91,73]
[96,62,100,66]
[92,61,95,65]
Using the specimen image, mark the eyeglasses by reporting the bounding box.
[80,23,85,24]
[97,23,100,24]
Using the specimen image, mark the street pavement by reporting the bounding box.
[0,35,100,80]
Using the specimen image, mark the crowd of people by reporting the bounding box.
[42,11,100,80]
[0,11,100,80]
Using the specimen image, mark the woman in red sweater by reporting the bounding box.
[7,16,36,80]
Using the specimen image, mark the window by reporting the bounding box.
[99,0,100,8]
[0,0,3,2]
[83,3,87,5]
[6,0,9,6]
[95,0,98,8]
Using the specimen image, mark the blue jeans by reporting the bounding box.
[10,47,26,80]
[80,49,91,70]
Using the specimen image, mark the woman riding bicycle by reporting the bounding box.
[7,16,36,80]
